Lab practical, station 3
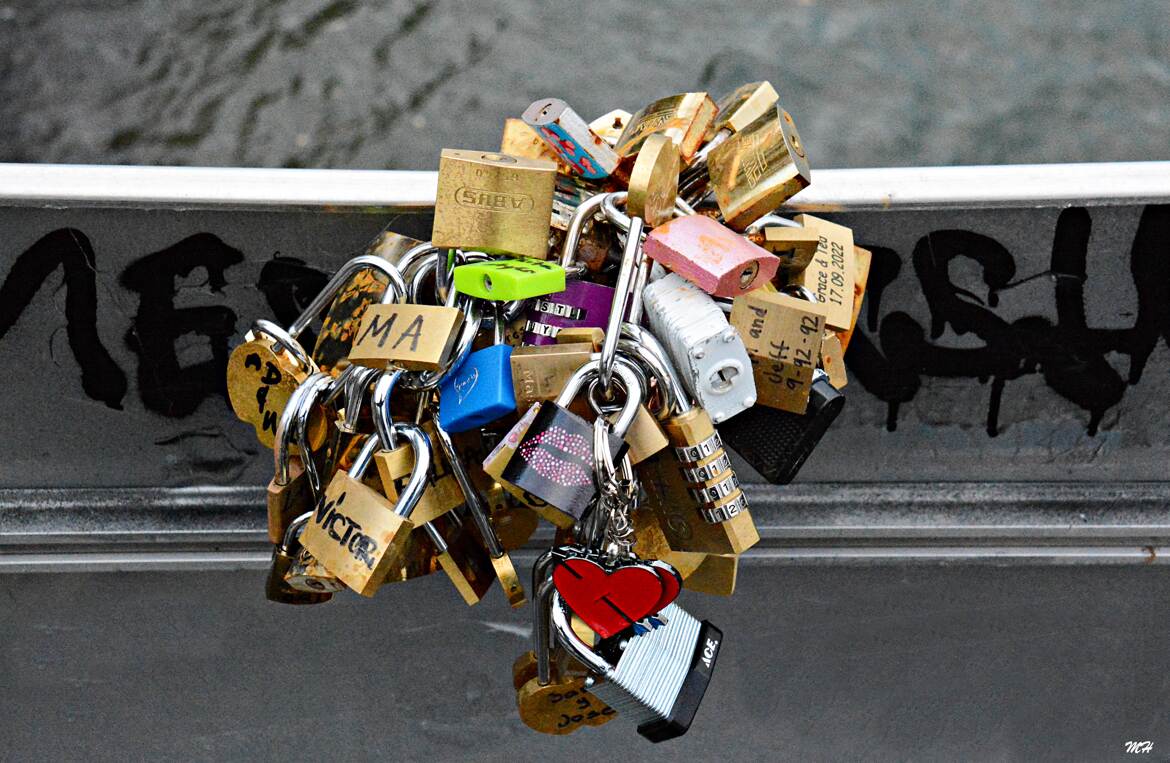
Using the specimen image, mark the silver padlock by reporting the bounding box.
[551,591,722,742]
[641,272,756,423]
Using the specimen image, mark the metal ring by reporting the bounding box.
[560,192,610,267]
[286,254,408,338]
[371,369,404,451]
[599,213,644,390]
[745,213,801,234]
[251,319,313,370]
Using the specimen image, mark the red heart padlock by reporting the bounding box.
[553,556,676,639]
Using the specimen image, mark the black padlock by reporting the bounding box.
[717,370,844,484]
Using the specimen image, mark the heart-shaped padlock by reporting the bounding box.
[552,555,681,639]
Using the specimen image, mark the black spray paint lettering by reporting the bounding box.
[847,205,1170,436]
[0,229,329,417]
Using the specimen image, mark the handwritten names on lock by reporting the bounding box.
[299,473,409,597]
[225,337,303,449]
[790,214,855,331]
[348,304,463,372]
[510,344,593,410]
[731,290,827,414]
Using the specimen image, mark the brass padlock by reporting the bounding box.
[743,216,821,273]
[432,149,557,260]
[374,421,464,526]
[730,289,828,414]
[500,117,567,168]
[614,92,718,163]
[313,232,425,372]
[265,512,333,605]
[679,81,781,202]
[706,105,811,231]
[299,423,431,597]
[622,325,759,555]
[785,214,856,331]
[626,133,680,228]
[347,302,465,372]
[588,109,632,147]
[510,343,595,411]
[423,510,497,607]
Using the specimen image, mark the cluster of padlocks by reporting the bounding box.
[227,83,869,742]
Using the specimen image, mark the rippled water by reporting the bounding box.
[2,0,1169,169]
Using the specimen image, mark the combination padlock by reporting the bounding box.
[623,324,759,555]
[438,305,517,433]
[552,590,721,743]
[641,272,756,423]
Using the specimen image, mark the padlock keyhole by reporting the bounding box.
[709,365,739,392]
[483,274,493,292]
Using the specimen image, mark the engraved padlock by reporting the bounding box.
[522,97,620,180]
[432,149,557,260]
[551,590,721,743]
[227,254,407,447]
[706,104,811,231]
[679,81,780,203]
[641,272,756,423]
[613,92,718,164]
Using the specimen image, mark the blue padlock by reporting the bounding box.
[438,307,517,433]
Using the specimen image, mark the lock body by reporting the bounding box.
[522,98,619,180]
[707,106,811,231]
[522,280,615,346]
[786,214,857,331]
[754,226,821,273]
[707,81,780,140]
[438,344,517,433]
[730,290,827,414]
[226,333,312,448]
[374,423,465,525]
[644,214,779,297]
[432,149,557,259]
[453,258,566,301]
[719,373,845,484]
[348,303,464,372]
[642,273,756,423]
[510,343,595,411]
[614,93,717,163]
[589,109,632,147]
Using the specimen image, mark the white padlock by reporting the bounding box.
[642,273,756,423]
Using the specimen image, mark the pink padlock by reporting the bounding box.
[643,214,780,297]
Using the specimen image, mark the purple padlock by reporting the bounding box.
[522,279,615,345]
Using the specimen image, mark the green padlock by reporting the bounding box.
[453,257,566,301]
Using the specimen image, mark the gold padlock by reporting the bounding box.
[424,510,497,606]
[299,424,431,597]
[707,81,781,142]
[432,149,557,260]
[500,118,568,169]
[347,303,465,372]
[836,244,873,353]
[707,105,811,231]
[510,343,594,412]
[786,214,856,331]
[588,109,632,148]
[374,420,464,525]
[730,289,828,414]
[614,92,718,163]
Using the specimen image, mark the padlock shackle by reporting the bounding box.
[533,574,556,686]
[251,319,314,371]
[744,212,801,234]
[432,420,507,559]
[559,192,610,268]
[371,369,405,451]
[280,510,314,553]
[618,324,693,418]
[554,358,644,440]
[348,424,432,519]
[599,203,645,391]
[550,591,613,677]
[273,371,333,487]
[286,254,409,340]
